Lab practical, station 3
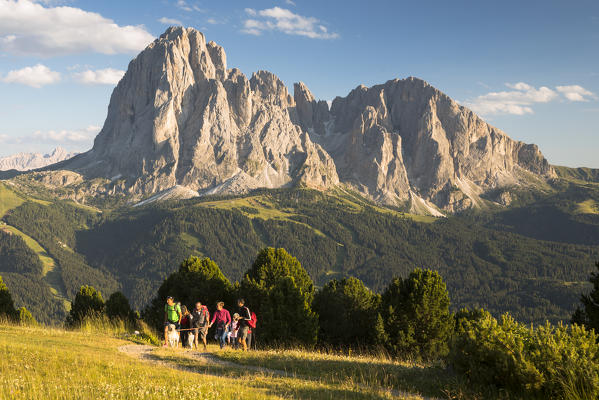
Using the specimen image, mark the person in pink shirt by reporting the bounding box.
[209,301,231,348]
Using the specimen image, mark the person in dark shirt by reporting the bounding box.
[179,305,191,348]
[236,298,251,351]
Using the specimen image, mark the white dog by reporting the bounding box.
[167,324,179,348]
[186,332,195,349]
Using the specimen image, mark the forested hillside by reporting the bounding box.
[2,180,597,325]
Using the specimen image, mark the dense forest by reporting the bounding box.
[2,184,597,325]
[0,230,65,323]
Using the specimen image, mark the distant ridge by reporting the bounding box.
[0,147,77,172]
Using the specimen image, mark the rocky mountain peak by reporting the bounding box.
[61,27,555,214]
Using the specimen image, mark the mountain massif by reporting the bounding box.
[59,27,554,214]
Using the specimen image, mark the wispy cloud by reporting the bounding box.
[73,68,125,85]
[556,85,596,102]
[464,82,557,115]
[284,0,296,6]
[174,0,203,12]
[1,63,60,87]
[463,82,596,116]
[241,7,339,39]
[158,17,183,26]
[176,0,191,12]
[32,125,99,144]
[0,0,154,56]
[1,125,100,148]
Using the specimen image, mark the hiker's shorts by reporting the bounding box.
[238,325,249,341]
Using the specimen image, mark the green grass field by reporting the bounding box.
[0,182,25,217]
[0,223,70,309]
[576,199,599,215]
[0,322,443,400]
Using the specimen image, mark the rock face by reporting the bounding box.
[63,27,555,213]
[66,27,338,196]
[0,147,76,171]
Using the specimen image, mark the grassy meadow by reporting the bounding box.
[0,322,447,400]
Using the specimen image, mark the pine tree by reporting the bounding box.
[0,275,18,320]
[241,248,318,346]
[313,277,386,348]
[66,285,105,327]
[105,291,136,323]
[572,262,599,331]
[381,268,453,360]
[144,256,233,330]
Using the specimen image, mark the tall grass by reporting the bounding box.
[70,314,161,346]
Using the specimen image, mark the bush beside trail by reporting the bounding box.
[451,310,599,399]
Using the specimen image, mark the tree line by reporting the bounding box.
[3,247,599,399]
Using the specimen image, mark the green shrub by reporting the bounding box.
[18,306,37,326]
[381,269,453,360]
[450,311,599,399]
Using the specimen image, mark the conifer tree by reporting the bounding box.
[241,248,318,346]
[144,256,232,330]
[0,275,18,320]
[381,268,453,360]
[572,262,599,331]
[314,277,386,348]
[66,285,105,327]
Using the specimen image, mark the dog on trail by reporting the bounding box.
[167,324,179,348]
[186,332,195,349]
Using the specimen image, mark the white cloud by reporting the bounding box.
[465,82,597,116]
[32,125,99,144]
[176,0,191,11]
[73,68,125,85]
[1,125,100,149]
[464,82,558,116]
[241,7,339,39]
[556,85,596,102]
[0,0,154,56]
[158,17,183,26]
[284,0,296,5]
[1,63,60,87]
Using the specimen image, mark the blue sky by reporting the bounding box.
[0,0,597,167]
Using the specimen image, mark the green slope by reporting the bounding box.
[2,178,598,326]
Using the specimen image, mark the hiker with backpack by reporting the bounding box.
[209,301,231,349]
[190,301,210,351]
[236,298,252,351]
[163,296,182,347]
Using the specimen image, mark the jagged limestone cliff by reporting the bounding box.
[60,27,555,213]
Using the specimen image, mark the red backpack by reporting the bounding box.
[248,312,257,329]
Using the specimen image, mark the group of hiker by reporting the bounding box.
[163,296,256,351]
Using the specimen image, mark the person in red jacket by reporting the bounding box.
[209,301,231,348]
